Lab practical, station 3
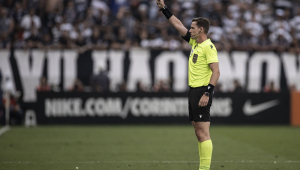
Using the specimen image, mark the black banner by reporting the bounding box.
[35,92,290,125]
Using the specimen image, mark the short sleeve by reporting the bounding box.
[205,44,218,64]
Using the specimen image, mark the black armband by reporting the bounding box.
[181,31,191,42]
[161,7,173,19]
[206,84,214,94]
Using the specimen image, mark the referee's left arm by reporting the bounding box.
[208,62,220,86]
[199,62,220,107]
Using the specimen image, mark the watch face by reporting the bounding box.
[205,92,210,96]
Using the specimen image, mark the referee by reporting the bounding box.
[156,1,220,170]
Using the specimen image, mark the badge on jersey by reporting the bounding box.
[193,54,198,63]
[189,49,194,57]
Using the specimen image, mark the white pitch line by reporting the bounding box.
[0,125,10,137]
[2,160,300,164]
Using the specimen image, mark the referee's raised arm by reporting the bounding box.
[156,0,188,37]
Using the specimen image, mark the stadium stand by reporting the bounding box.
[0,0,299,52]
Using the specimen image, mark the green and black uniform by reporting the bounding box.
[182,31,219,122]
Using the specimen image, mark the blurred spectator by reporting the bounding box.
[37,76,51,92]
[290,8,300,41]
[69,79,84,92]
[214,83,223,93]
[289,38,300,54]
[38,33,53,50]
[227,0,247,20]
[222,11,239,43]
[2,93,23,125]
[232,79,244,93]
[64,0,77,24]
[20,8,41,38]
[85,7,99,26]
[75,0,91,21]
[255,29,273,51]
[289,84,299,92]
[60,16,74,32]
[52,22,62,45]
[208,19,230,51]
[0,8,14,49]
[255,0,274,26]
[59,30,73,49]
[244,5,262,22]
[90,69,110,92]
[3,77,14,95]
[80,19,93,38]
[136,81,148,92]
[0,69,2,90]
[268,9,292,50]
[118,82,127,92]
[91,0,109,26]
[74,33,88,54]
[116,6,136,40]
[88,27,108,50]
[263,81,280,93]
[244,12,264,48]
[25,24,41,49]
[153,80,170,92]
[113,26,133,50]
[269,9,291,32]
[0,69,3,118]
[12,2,26,29]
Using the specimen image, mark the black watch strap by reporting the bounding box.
[159,5,167,11]
[204,92,210,97]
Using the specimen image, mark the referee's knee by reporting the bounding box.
[195,130,210,142]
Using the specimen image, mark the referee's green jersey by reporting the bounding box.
[188,38,218,87]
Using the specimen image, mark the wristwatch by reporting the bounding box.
[204,92,210,97]
[159,5,167,11]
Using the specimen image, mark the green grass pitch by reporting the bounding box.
[0,125,300,170]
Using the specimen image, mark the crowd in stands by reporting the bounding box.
[0,0,300,52]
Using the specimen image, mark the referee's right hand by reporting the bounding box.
[156,0,165,8]
[198,95,209,107]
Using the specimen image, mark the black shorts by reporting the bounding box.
[188,86,213,122]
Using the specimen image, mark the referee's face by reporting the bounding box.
[190,22,201,39]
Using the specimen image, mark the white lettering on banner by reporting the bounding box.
[130,97,188,117]
[108,50,125,91]
[155,51,188,91]
[0,50,16,93]
[218,52,248,92]
[248,52,281,92]
[85,98,95,116]
[45,97,188,118]
[46,98,123,117]
[92,50,107,73]
[15,50,45,101]
[3,49,300,103]
[47,50,61,86]
[62,50,77,90]
[46,98,84,117]
[282,53,300,90]
[210,98,232,117]
[127,48,151,91]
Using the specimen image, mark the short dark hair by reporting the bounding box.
[192,17,210,34]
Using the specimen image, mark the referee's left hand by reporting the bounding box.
[198,95,209,107]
